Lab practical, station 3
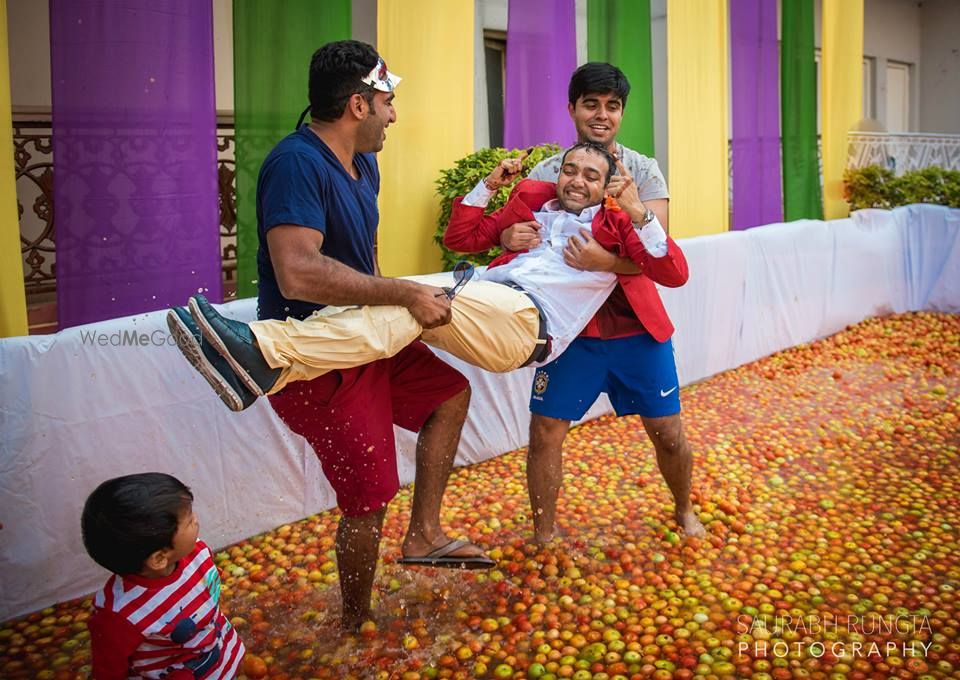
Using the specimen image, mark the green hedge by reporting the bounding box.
[433,144,561,271]
[844,165,960,211]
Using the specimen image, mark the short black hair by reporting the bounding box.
[308,40,381,122]
[81,473,194,575]
[568,62,631,108]
[561,142,617,185]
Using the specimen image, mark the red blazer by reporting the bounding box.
[444,179,688,342]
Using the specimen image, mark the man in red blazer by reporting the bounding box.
[445,146,687,355]
[447,88,705,541]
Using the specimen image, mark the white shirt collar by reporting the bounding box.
[540,199,601,223]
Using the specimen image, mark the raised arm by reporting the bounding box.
[444,154,541,254]
[605,159,685,286]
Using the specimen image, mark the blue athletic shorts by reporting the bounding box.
[529,334,681,421]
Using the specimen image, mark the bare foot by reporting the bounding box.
[676,509,706,536]
[533,524,568,547]
[340,612,369,634]
[533,532,555,547]
[342,617,378,637]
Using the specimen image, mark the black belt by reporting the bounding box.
[500,281,551,367]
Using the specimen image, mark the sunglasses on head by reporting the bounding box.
[436,260,475,300]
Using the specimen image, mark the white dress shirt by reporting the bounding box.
[460,180,668,364]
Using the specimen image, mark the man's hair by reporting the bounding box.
[81,473,194,575]
[568,62,631,108]
[561,142,617,185]
[308,40,380,122]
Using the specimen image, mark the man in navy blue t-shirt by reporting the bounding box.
[242,41,491,629]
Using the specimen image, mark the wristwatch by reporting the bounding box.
[635,208,655,227]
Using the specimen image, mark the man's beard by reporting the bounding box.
[359,120,384,153]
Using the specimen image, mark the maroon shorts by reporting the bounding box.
[268,341,468,517]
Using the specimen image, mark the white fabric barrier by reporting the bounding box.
[1,205,958,620]
[660,205,959,386]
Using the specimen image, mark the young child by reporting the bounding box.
[81,473,244,679]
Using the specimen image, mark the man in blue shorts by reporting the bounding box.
[502,63,705,542]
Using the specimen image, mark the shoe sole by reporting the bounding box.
[187,297,266,397]
[396,556,497,570]
[166,310,245,412]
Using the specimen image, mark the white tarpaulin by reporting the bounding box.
[1,205,958,620]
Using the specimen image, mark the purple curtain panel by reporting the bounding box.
[51,0,221,328]
[730,0,783,229]
[503,0,578,150]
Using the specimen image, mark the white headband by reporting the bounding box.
[361,57,402,92]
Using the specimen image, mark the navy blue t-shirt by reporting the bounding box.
[256,125,380,321]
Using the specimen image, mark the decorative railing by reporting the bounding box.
[216,121,238,287]
[17,125,957,305]
[15,117,238,304]
[15,120,55,299]
[848,132,960,175]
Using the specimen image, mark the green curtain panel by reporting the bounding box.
[233,0,351,299]
[780,0,822,220]
[586,0,655,157]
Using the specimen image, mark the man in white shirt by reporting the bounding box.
[453,143,674,363]
[175,143,683,402]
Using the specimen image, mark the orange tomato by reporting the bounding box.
[241,654,268,679]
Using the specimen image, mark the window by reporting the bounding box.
[484,30,506,148]
[885,61,911,133]
[812,50,876,131]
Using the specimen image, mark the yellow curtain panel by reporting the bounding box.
[376,0,474,276]
[667,0,729,237]
[0,0,28,338]
[821,0,864,219]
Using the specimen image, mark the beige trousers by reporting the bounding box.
[249,278,541,394]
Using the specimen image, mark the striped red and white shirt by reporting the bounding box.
[88,540,244,680]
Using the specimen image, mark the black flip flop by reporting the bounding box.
[397,539,495,570]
